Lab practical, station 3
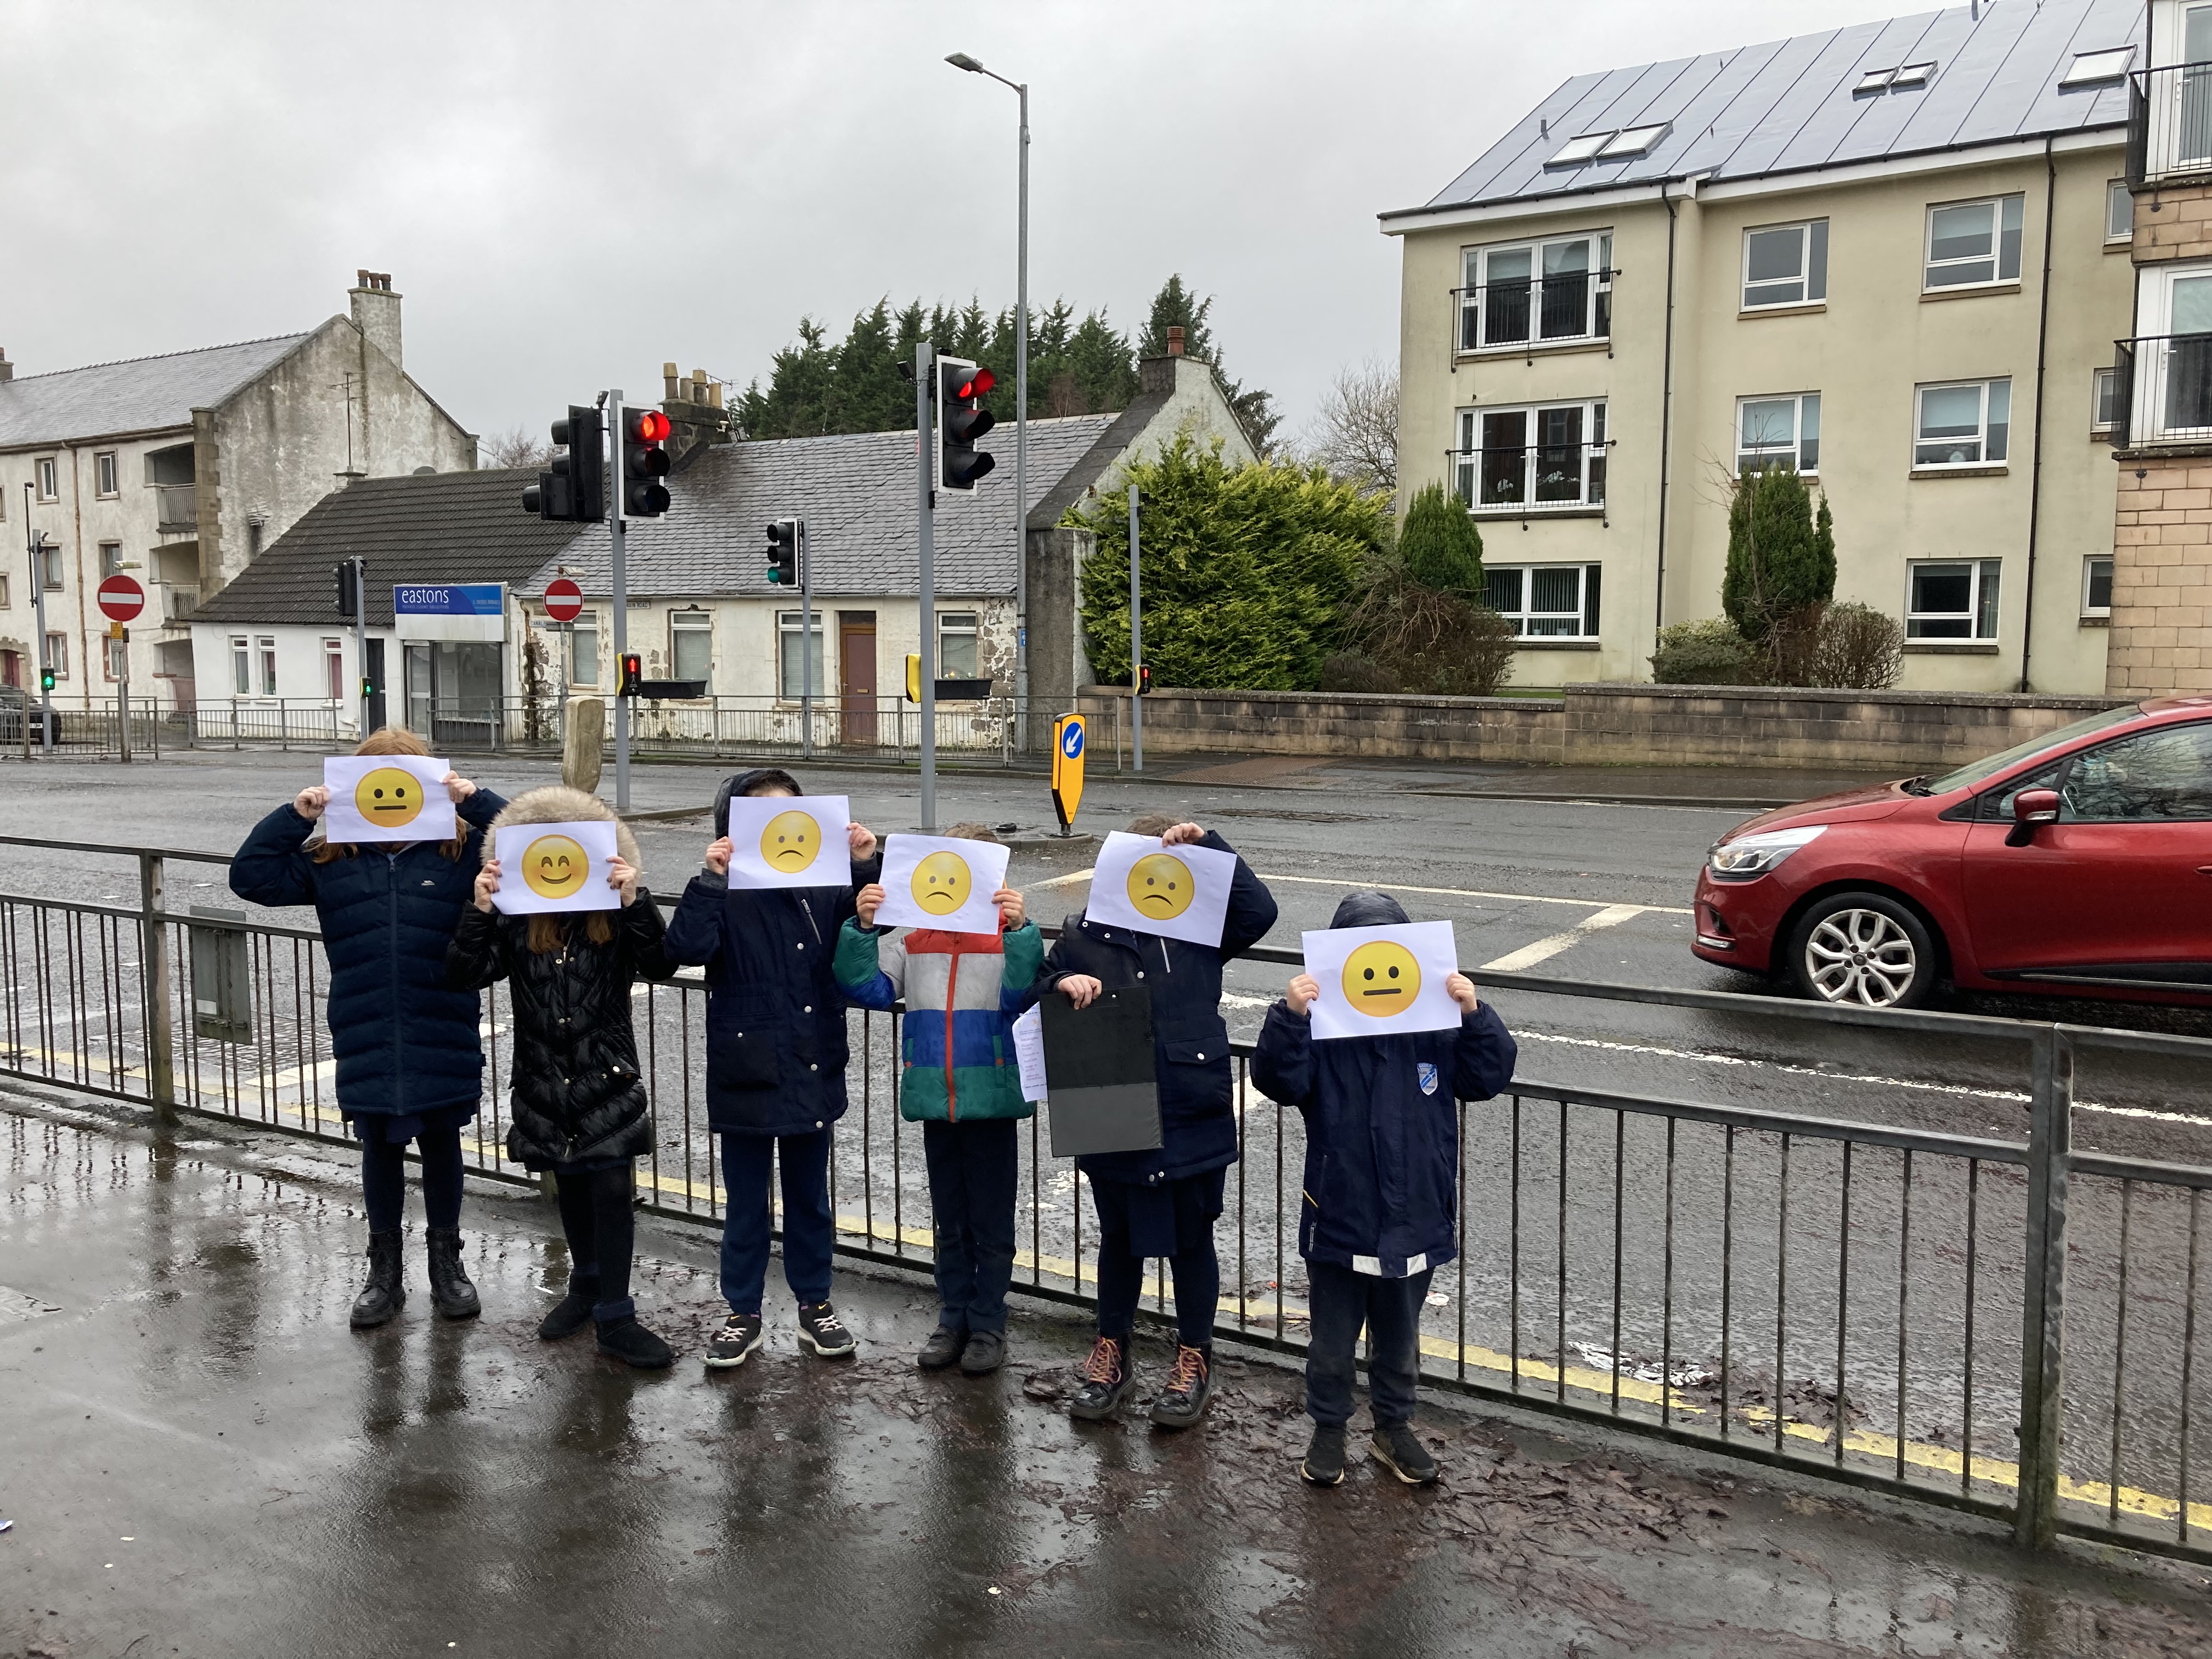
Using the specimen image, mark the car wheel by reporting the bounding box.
[1785,893,1937,1009]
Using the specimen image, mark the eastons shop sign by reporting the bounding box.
[393,583,506,642]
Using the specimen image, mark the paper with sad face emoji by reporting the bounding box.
[492,819,621,916]
[873,833,1011,934]
[718,793,854,889]
[1082,831,1238,948]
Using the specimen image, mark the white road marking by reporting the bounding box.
[1480,904,1648,972]
[1022,865,1691,915]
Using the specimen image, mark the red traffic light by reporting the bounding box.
[628,409,672,443]
[952,365,995,400]
[619,652,643,696]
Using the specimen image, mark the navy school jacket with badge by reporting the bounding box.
[1250,999,1517,1277]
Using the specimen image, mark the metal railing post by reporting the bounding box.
[140,851,177,1121]
[2016,1024,2074,1548]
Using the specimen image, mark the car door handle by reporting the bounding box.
[2199,867,2212,877]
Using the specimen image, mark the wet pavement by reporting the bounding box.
[8,1086,2212,1658]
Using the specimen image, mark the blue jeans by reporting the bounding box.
[718,1128,834,1314]
[1305,1259,1434,1430]
[922,1118,1019,1334]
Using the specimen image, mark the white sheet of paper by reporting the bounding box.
[1011,1004,1048,1103]
[874,833,1011,934]
[1081,831,1236,947]
[321,755,456,844]
[1301,919,1463,1041]
[492,820,622,915]
[721,794,853,889]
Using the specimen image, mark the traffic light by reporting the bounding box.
[621,408,673,517]
[766,520,799,586]
[619,652,642,697]
[1137,664,1153,696]
[936,357,997,492]
[522,406,604,522]
[334,560,362,620]
[40,664,57,693]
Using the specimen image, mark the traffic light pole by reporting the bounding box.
[608,389,631,811]
[915,340,938,833]
[799,519,814,762]
[1013,78,1029,748]
[353,557,369,738]
[27,499,53,757]
[1129,484,1142,774]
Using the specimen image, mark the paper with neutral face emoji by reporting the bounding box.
[720,793,853,889]
[492,819,621,916]
[1082,831,1237,948]
[874,833,1010,934]
[1300,919,1462,1041]
[320,755,458,845]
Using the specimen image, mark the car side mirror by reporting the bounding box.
[2006,787,2061,847]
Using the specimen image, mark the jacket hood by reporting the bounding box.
[1329,891,1410,929]
[489,786,641,874]
[714,769,801,839]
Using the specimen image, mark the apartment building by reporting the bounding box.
[1383,0,2143,695]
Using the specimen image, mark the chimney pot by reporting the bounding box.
[0,346,12,385]
[1167,326,1184,357]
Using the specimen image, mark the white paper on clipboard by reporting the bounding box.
[1011,1004,1048,1103]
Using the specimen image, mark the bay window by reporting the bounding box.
[1459,232,1611,351]
[1454,400,1607,510]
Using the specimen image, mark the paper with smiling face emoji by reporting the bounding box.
[491,820,622,916]
[1300,919,1462,1041]
[873,833,1011,934]
[720,793,853,889]
[320,755,458,845]
[1081,831,1237,947]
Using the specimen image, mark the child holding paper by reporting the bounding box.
[1041,813,1279,1429]
[1250,891,1518,1487]
[445,787,678,1367]
[664,768,880,1370]
[228,726,506,1329]
[835,830,1041,1375]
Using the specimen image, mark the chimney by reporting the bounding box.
[0,347,12,383]
[663,360,681,403]
[349,270,403,370]
[1167,326,1184,357]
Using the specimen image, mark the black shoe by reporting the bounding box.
[351,1230,406,1328]
[537,1291,596,1342]
[1370,1424,1440,1486]
[1150,1345,1214,1430]
[1301,1424,1348,1486]
[1069,1336,1134,1421]
[596,1315,673,1369]
[918,1326,969,1371]
[959,1330,1007,1376]
[703,1312,764,1370]
[425,1227,481,1320]
[796,1300,857,1358]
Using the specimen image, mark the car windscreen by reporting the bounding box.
[1924,705,2145,796]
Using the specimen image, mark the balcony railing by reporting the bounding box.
[2128,63,2212,188]
[1451,441,1611,515]
[1455,269,1615,358]
[2111,334,2212,449]
[154,484,197,534]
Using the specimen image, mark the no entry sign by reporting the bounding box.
[97,574,146,624]
[543,578,583,623]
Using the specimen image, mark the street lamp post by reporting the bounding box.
[946,50,1029,747]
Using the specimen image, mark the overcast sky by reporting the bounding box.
[5,0,1918,450]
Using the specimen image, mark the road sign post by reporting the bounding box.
[916,340,938,833]
[1128,484,1142,774]
[1051,713,1085,836]
[608,390,630,812]
[543,577,583,624]
[97,575,145,764]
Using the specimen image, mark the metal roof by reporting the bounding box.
[0,332,317,449]
[1387,0,2143,221]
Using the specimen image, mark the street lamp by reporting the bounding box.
[945,49,1030,743]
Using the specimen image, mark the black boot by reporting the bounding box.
[351,1230,405,1329]
[426,1228,481,1320]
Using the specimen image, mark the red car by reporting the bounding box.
[1693,696,2212,1008]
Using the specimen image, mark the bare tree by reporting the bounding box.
[1303,361,1397,496]
[484,425,553,470]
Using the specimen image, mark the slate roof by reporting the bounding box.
[1386,0,2142,220]
[0,332,319,449]
[190,469,586,628]
[538,414,1123,601]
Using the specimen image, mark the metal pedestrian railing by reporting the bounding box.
[3,832,2211,1562]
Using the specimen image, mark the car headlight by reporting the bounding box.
[1708,823,1826,880]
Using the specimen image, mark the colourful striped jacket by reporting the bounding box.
[834,917,1043,1122]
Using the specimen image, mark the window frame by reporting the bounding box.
[1923,194,2026,292]
[95,451,120,498]
[0,572,10,610]
[938,611,981,680]
[1906,558,2004,641]
[230,635,251,696]
[45,631,68,682]
[1736,391,1822,476]
[98,542,124,579]
[2084,555,2115,619]
[1740,219,1829,311]
[1914,378,2012,470]
[1483,562,1604,640]
[1453,399,1609,512]
[668,607,713,686]
[324,636,346,701]
[34,458,58,501]
[2094,366,2121,434]
[567,611,600,687]
[1459,230,1613,353]
[776,608,825,702]
[2108,179,2135,245]
[257,635,278,698]
[36,544,63,591]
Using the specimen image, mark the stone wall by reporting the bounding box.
[1076,682,2130,771]
[2108,456,2212,696]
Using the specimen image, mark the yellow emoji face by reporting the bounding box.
[912,850,974,915]
[354,766,425,828]
[521,834,590,900]
[1340,939,1423,1017]
[1126,851,1195,922]
[759,809,822,873]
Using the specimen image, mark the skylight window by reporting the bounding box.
[1890,61,1935,87]
[1856,67,1899,94]
[1543,133,1612,168]
[1600,123,1669,158]
[1857,62,1935,95]
[2059,46,2135,87]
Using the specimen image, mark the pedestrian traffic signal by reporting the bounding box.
[766,519,799,586]
[619,652,642,697]
[334,559,363,620]
[622,408,673,517]
[40,665,56,693]
[1137,664,1152,696]
[522,405,605,522]
[936,357,997,492]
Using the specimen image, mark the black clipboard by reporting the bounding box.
[1039,982,1163,1158]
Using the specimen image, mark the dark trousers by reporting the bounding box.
[1090,1169,1224,1350]
[718,1128,834,1314]
[359,1124,465,1233]
[1305,1258,1434,1430]
[554,1163,638,1324]
[922,1118,1019,1334]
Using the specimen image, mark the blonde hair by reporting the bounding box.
[312,727,471,864]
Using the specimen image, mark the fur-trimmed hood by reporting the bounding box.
[488,786,641,876]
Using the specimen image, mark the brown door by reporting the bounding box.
[839,612,877,745]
